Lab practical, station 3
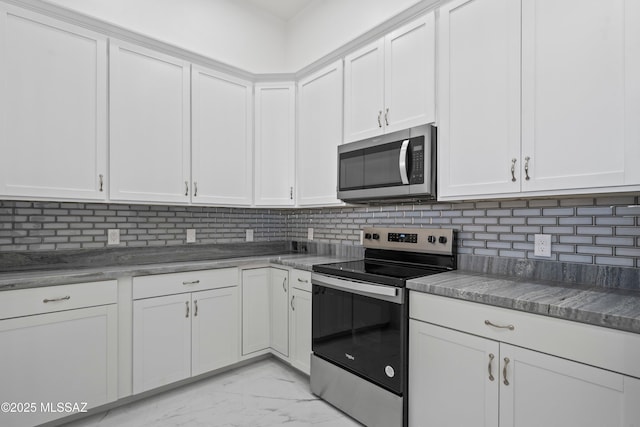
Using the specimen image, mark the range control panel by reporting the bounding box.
[363,227,454,255]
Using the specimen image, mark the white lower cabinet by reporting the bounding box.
[409,293,640,427]
[270,268,289,357]
[241,267,312,375]
[132,269,239,394]
[0,281,118,427]
[289,269,312,375]
[241,268,271,355]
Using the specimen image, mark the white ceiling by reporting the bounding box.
[238,0,315,21]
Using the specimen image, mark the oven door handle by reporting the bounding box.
[311,273,404,304]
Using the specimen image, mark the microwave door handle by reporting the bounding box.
[399,139,410,185]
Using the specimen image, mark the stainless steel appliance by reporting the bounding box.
[337,125,436,203]
[310,227,456,427]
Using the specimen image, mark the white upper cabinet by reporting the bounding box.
[438,0,522,199]
[254,82,296,206]
[109,41,191,204]
[0,6,107,201]
[192,66,253,206]
[297,60,343,206]
[439,0,640,200]
[344,12,435,143]
[521,0,640,191]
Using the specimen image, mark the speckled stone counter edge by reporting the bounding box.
[408,271,640,334]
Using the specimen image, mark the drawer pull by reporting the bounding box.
[485,320,515,331]
[503,357,510,386]
[43,296,71,303]
[488,353,495,381]
[297,278,309,283]
[183,280,200,285]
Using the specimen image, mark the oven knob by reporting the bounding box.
[439,236,448,244]
[385,365,395,378]
[427,235,436,244]
[372,233,380,240]
[364,233,372,240]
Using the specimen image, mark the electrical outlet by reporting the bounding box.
[246,229,254,242]
[359,230,364,245]
[107,229,120,245]
[186,229,196,243]
[534,234,552,257]
[308,227,314,240]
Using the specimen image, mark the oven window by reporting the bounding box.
[339,141,404,191]
[312,284,406,395]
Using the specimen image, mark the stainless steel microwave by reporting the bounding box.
[337,125,436,203]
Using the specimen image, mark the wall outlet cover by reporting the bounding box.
[246,229,254,242]
[308,227,314,240]
[534,234,552,257]
[186,229,196,243]
[107,229,120,245]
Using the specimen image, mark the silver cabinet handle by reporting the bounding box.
[485,320,515,331]
[291,295,295,311]
[384,108,389,126]
[194,300,198,317]
[399,139,410,185]
[185,181,189,196]
[377,110,382,128]
[183,280,200,285]
[185,301,190,318]
[290,187,293,200]
[297,278,309,283]
[99,174,104,192]
[503,357,510,386]
[43,295,71,303]
[194,182,198,197]
[488,353,495,381]
[524,156,531,181]
[282,277,287,292]
[511,158,517,182]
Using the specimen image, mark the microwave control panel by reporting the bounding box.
[409,136,425,184]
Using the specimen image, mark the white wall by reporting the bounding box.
[43,0,288,73]
[285,0,423,71]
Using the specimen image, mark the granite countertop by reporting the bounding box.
[0,250,354,292]
[407,271,640,334]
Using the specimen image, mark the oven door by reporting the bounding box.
[311,273,407,395]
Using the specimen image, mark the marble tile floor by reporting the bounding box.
[63,359,362,427]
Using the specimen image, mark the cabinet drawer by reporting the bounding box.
[133,268,238,299]
[291,269,311,292]
[0,280,117,320]
[410,292,640,379]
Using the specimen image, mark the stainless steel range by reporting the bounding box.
[310,227,456,427]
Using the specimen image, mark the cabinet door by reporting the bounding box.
[409,320,499,427]
[344,39,385,143]
[0,6,107,201]
[289,287,312,375]
[297,60,343,206]
[241,268,270,355]
[438,0,521,199]
[192,66,252,206]
[384,12,435,133]
[133,294,191,394]
[270,268,289,357]
[521,0,636,191]
[191,287,239,376]
[110,41,190,204]
[500,343,636,427]
[254,82,295,206]
[0,305,117,427]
